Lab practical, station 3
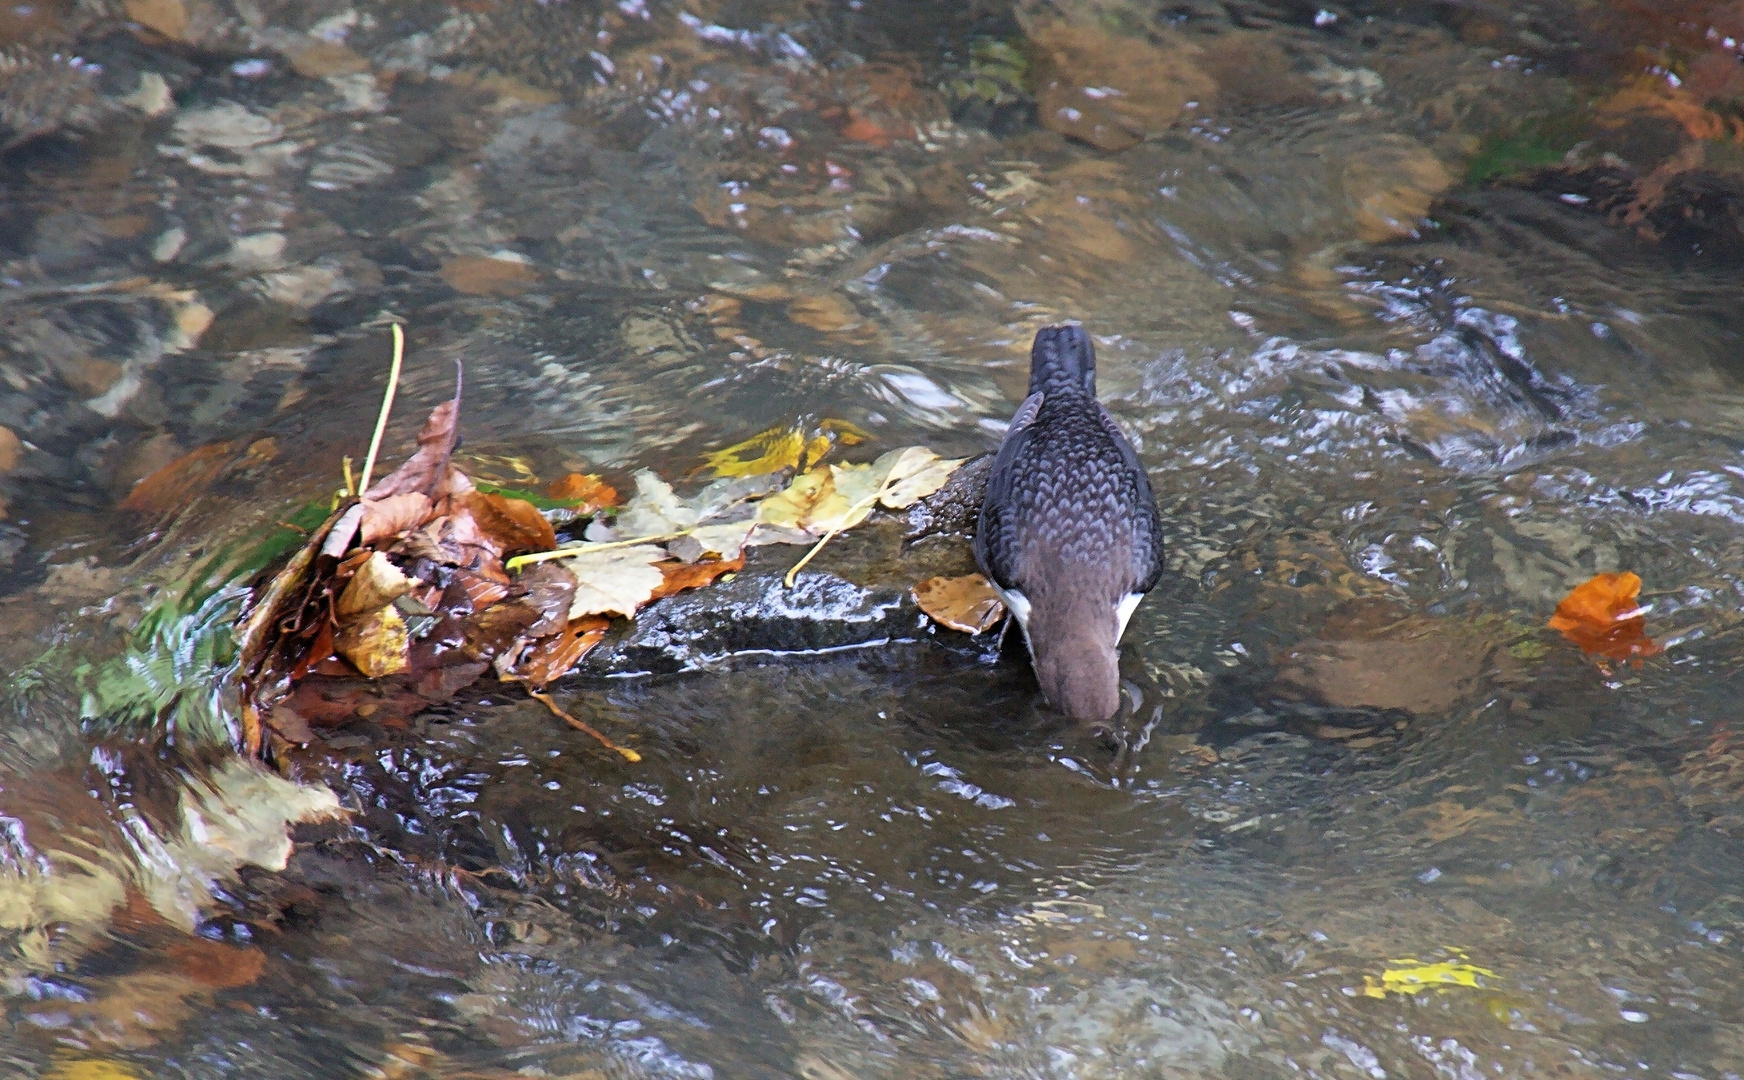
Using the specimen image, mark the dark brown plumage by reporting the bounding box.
[974,323,1164,720]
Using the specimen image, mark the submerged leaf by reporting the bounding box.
[1361,957,1498,998]
[913,573,1006,634]
[564,544,670,619]
[509,615,610,688]
[701,424,810,477]
[1548,571,1662,663]
[651,553,745,602]
[119,440,239,515]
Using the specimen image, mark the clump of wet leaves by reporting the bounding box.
[235,372,963,760]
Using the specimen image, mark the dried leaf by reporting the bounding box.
[651,553,745,602]
[440,254,539,296]
[334,604,410,677]
[119,440,238,514]
[615,470,702,534]
[512,615,610,688]
[358,492,434,546]
[1548,571,1662,663]
[462,489,557,555]
[564,544,670,619]
[755,466,834,531]
[364,374,462,501]
[667,519,759,563]
[335,551,412,619]
[516,561,577,638]
[702,424,811,477]
[874,446,964,509]
[913,573,1006,634]
[544,472,619,510]
[1360,957,1497,998]
[165,939,268,989]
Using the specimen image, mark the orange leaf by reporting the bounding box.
[544,472,619,510]
[119,440,238,514]
[913,573,1007,634]
[461,489,557,556]
[1548,571,1662,663]
[165,940,267,989]
[516,615,610,688]
[650,553,745,602]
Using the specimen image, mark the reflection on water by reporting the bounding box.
[3,0,1744,1075]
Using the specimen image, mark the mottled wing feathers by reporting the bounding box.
[974,391,1042,593]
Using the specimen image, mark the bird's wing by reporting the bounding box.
[974,392,1043,591]
[1096,402,1165,593]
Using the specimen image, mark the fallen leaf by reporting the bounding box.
[874,446,964,508]
[335,551,412,619]
[124,0,187,41]
[0,424,20,473]
[461,490,557,556]
[650,553,745,602]
[1548,571,1662,663]
[701,425,814,477]
[440,254,538,296]
[334,604,410,677]
[666,519,759,563]
[842,113,898,145]
[267,704,315,743]
[611,470,777,547]
[564,544,670,619]
[511,615,609,688]
[787,294,864,333]
[119,440,239,514]
[165,939,268,989]
[45,1060,146,1080]
[913,573,1006,634]
[1360,957,1498,998]
[364,370,463,501]
[515,561,577,638]
[359,492,435,546]
[756,465,837,532]
[544,472,619,510]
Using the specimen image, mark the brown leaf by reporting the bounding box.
[1548,571,1662,663]
[516,561,577,638]
[119,440,238,514]
[912,573,1006,634]
[544,471,619,510]
[359,492,435,546]
[0,424,22,474]
[364,372,463,501]
[440,254,538,296]
[461,489,557,556]
[267,705,315,744]
[165,939,267,989]
[514,616,610,688]
[649,553,745,602]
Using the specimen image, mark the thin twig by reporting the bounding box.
[505,531,688,572]
[527,689,642,762]
[783,488,884,588]
[357,323,405,496]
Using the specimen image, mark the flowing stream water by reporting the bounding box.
[2,0,1744,1076]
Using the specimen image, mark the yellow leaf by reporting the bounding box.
[701,425,809,477]
[874,446,964,509]
[756,466,835,531]
[46,1061,145,1080]
[334,605,409,678]
[1361,958,1497,998]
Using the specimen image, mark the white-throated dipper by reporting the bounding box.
[974,323,1164,720]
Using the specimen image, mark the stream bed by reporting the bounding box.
[3,0,1744,1076]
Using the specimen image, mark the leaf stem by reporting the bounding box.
[357,323,405,496]
[527,688,641,762]
[505,531,689,572]
[782,487,885,588]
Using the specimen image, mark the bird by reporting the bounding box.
[974,323,1164,721]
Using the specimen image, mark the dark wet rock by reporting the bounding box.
[904,452,990,539]
[580,518,998,676]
